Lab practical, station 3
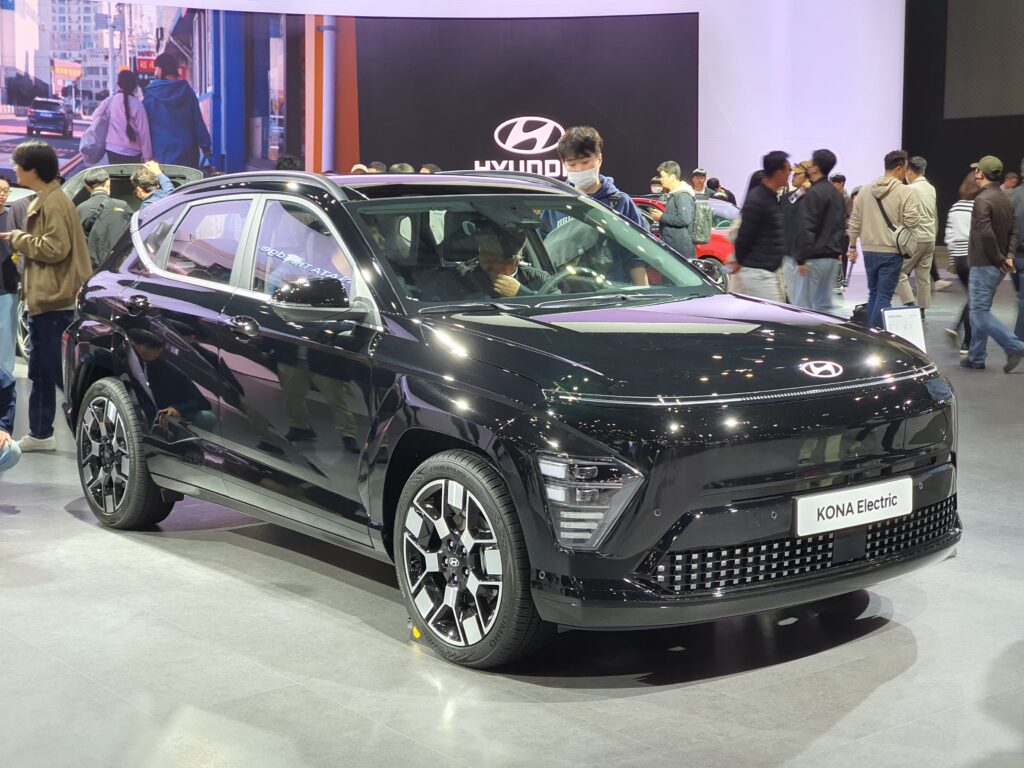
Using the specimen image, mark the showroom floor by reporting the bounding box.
[2,264,1023,768]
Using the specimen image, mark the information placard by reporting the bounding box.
[882,306,927,352]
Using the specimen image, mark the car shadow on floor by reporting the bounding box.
[500,589,890,687]
[63,495,898,688]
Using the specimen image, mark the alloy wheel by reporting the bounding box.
[402,478,504,647]
[79,396,132,515]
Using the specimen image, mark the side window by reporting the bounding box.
[136,207,181,262]
[163,200,251,285]
[251,199,354,295]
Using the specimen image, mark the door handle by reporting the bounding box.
[126,295,149,316]
[228,315,261,339]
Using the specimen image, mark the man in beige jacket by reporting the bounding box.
[895,155,938,314]
[0,141,91,451]
[847,149,922,328]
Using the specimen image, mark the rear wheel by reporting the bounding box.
[76,377,174,529]
[394,449,553,668]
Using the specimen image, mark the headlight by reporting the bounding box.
[537,453,644,551]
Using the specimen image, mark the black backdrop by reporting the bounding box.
[903,0,1024,235]
[354,14,699,194]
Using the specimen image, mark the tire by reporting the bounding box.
[76,377,174,529]
[394,449,553,668]
[699,256,730,290]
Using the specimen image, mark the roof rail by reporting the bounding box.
[437,169,578,195]
[177,170,352,201]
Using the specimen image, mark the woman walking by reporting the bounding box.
[95,70,152,164]
[944,171,981,354]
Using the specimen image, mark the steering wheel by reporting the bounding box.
[537,266,604,294]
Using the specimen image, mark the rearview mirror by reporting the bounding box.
[271,277,367,323]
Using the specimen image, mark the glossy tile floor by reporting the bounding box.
[2,264,1023,768]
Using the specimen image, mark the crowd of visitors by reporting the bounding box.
[1,107,1023,480]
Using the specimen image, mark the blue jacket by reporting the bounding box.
[0,367,15,435]
[143,79,211,168]
[140,174,175,210]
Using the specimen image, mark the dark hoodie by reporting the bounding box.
[541,175,650,280]
[143,79,212,168]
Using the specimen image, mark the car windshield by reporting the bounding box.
[346,194,716,308]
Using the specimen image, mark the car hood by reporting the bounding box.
[419,294,935,403]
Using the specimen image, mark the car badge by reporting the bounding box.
[493,117,565,155]
[799,360,844,378]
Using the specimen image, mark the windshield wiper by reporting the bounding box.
[418,301,525,316]
[537,293,675,308]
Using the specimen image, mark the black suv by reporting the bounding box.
[63,171,961,668]
[27,98,74,138]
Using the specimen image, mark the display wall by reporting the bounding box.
[904,0,1024,233]
[353,15,698,193]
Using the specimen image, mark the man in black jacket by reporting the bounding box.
[795,149,846,312]
[962,155,1023,372]
[77,168,131,269]
[733,151,791,300]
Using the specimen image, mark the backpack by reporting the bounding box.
[691,199,713,244]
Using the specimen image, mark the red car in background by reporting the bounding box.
[632,196,735,268]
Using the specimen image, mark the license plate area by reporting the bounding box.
[795,476,913,537]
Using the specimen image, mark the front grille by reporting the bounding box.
[651,495,959,596]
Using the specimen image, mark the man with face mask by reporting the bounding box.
[547,125,650,286]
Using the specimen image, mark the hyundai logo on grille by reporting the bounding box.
[493,117,564,155]
[798,360,844,378]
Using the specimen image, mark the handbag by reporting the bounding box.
[874,197,916,259]
[79,98,110,165]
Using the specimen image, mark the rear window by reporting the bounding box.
[31,99,63,111]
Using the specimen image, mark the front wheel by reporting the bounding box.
[394,449,553,668]
[76,377,174,529]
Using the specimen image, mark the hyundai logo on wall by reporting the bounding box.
[494,117,565,155]
[798,361,844,378]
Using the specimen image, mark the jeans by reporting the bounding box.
[27,310,73,439]
[0,292,17,375]
[0,439,21,473]
[954,259,972,347]
[968,266,1024,363]
[1014,255,1024,341]
[798,258,839,313]
[863,251,904,328]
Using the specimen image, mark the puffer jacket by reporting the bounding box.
[734,183,785,270]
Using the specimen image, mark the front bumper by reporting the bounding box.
[532,533,958,629]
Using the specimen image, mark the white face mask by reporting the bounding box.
[567,167,600,190]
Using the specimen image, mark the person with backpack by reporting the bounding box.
[76,168,131,269]
[651,161,695,259]
[97,70,152,164]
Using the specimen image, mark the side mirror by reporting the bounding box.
[692,257,728,289]
[271,277,367,323]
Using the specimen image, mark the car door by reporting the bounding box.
[216,194,379,544]
[121,196,257,493]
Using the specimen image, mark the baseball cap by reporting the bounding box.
[970,156,1003,176]
[692,168,707,177]
[350,163,369,173]
[793,160,813,175]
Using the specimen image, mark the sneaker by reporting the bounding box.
[285,426,317,442]
[18,434,56,452]
[959,358,985,370]
[945,327,960,346]
[960,343,969,356]
[1005,350,1024,374]
[933,279,953,292]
